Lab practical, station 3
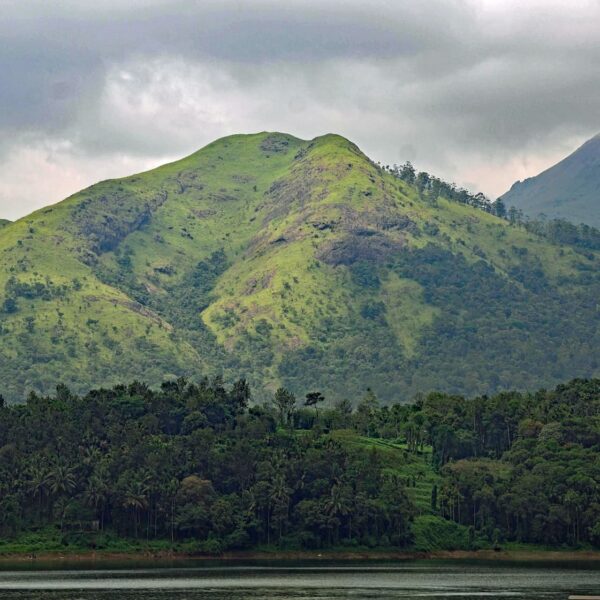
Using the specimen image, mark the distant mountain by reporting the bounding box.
[500,134,600,227]
[0,132,598,403]
[0,219,10,228]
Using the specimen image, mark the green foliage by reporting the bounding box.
[2,296,17,314]
[390,161,496,213]
[411,515,471,551]
[350,261,380,288]
[0,131,598,403]
[360,300,385,320]
[0,377,597,555]
[388,244,599,394]
[413,379,600,547]
[524,218,600,251]
[273,387,296,426]
[0,378,416,553]
[145,249,229,331]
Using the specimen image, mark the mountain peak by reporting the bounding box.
[500,133,600,226]
[0,132,598,403]
[197,131,359,153]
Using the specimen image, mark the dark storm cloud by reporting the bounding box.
[1,1,459,62]
[0,1,467,135]
[1,0,600,218]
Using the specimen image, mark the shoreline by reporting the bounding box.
[1,549,600,564]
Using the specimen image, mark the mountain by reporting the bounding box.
[500,134,600,227]
[0,219,10,229]
[0,132,598,403]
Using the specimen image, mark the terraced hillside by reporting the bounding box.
[0,132,598,402]
[331,431,439,514]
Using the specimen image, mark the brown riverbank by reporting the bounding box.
[1,549,599,564]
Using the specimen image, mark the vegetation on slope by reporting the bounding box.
[0,378,597,555]
[426,378,600,547]
[0,132,598,402]
[0,379,416,553]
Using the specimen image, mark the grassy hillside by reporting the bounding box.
[331,432,439,514]
[0,132,598,402]
[501,134,600,227]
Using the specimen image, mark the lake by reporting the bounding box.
[0,560,598,599]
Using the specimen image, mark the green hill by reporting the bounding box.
[0,132,598,402]
[500,134,600,227]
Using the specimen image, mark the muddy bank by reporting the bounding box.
[1,548,599,564]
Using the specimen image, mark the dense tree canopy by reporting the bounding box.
[0,378,414,552]
[0,377,598,553]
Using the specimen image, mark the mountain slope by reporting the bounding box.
[0,132,598,402]
[500,134,600,227]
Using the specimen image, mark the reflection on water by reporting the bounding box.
[0,561,598,599]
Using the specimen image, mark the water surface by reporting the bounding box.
[0,560,598,599]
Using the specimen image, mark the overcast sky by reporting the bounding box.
[1,0,599,220]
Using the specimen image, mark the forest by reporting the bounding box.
[388,160,600,251]
[0,377,598,555]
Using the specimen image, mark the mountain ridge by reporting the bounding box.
[0,131,598,403]
[500,134,600,227]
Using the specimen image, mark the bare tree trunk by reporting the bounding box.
[171,499,175,544]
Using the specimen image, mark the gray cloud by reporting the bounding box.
[1,0,600,219]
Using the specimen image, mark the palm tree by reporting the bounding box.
[326,482,352,543]
[81,446,101,468]
[304,392,325,422]
[45,463,76,498]
[121,479,149,538]
[26,464,49,521]
[270,471,291,542]
[83,472,110,530]
[53,496,70,532]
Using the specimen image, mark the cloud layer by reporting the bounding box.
[2,0,600,219]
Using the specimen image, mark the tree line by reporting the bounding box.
[384,161,600,251]
[0,377,598,552]
[0,380,413,552]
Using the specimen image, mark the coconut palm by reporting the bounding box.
[83,471,110,530]
[26,464,49,521]
[45,463,76,498]
[121,479,149,538]
[270,470,291,541]
[325,482,352,543]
